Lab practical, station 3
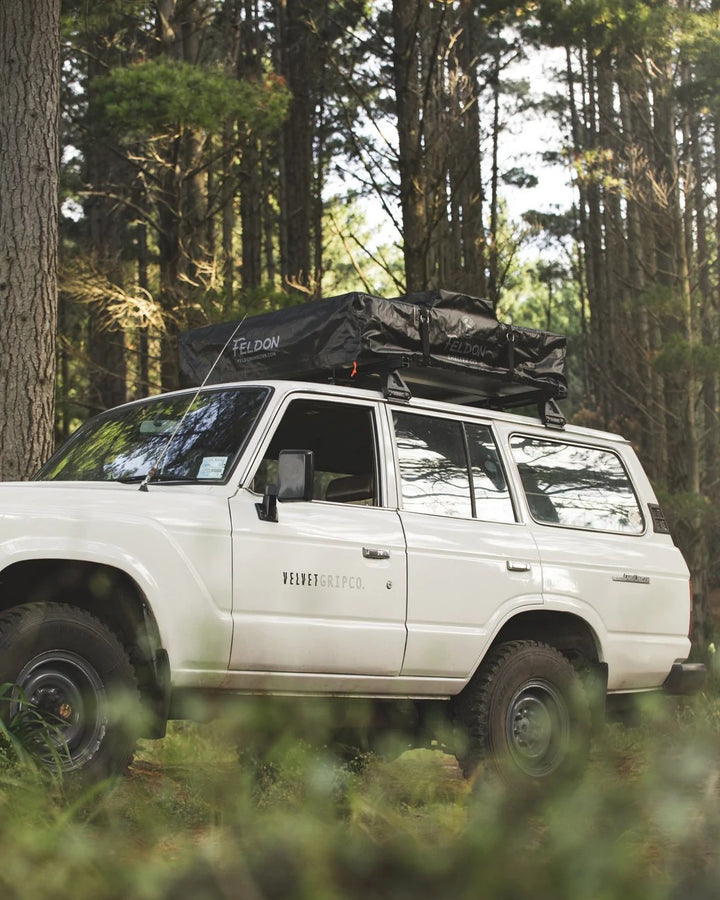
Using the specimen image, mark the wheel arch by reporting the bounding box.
[489,609,601,668]
[0,559,169,737]
[467,610,607,730]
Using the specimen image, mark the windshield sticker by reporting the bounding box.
[139,419,179,435]
[197,456,228,479]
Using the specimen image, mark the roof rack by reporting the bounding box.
[179,289,568,424]
[322,358,566,427]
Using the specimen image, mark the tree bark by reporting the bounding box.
[392,0,429,291]
[155,0,210,389]
[617,47,666,477]
[0,0,60,478]
[276,0,314,293]
[84,21,129,414]
[238,0,263,295]
[453,0,486,298]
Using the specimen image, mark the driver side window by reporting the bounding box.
[252,398,378,506]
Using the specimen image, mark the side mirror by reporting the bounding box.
[277,449,314,502]
[256,450,314,522]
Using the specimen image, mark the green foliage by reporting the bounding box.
[652,336,720,379]
[0,683,70,773]
[0,697,719,898]
[321,201,404,297]
[535,0,675,55]
[502,166,539,189]
[654,486,716,540]
[94,58,289,137]
[651,334,694,376]
[677,8,720,113]
[498,262,582,336]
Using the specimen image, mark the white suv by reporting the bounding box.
[0,374,703,782]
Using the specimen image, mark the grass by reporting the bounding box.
[0,693,719,898]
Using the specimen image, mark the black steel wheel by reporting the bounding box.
[453,640,590,786]
[0,602,138,778]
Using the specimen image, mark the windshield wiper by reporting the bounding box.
[115,472,183,484]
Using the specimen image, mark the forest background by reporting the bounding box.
[2,0,720,647]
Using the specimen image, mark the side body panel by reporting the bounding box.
[398,508,542,677]
[384,405,543,678]
[228,493,408,675]
[493,421,691,691]
[0,482,235,686]
[0,382,693,702]
[228,392,408,676]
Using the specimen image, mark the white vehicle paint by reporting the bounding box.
[0,378,702,781]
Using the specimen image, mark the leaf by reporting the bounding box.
[93,58,290,138]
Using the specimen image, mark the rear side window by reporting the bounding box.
[393,412,515,523]
[509,436,644,534]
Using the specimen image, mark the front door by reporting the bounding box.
[229,395,407,676]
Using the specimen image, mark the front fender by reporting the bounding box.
[0,482,234,676]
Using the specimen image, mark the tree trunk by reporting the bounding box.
[582,49,610,420]
[238,0,263,295]
[0,0,59,478]
[392,0,429,291]
[617,47,666,478]
[179,0,209,292]
[276,0,314,294]
[452,0,486,299]
[653,57,698,495]
[565,46,591,402]
[84,29,129,414]
[155,0,208,389]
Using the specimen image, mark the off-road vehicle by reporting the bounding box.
[0,291,703,782]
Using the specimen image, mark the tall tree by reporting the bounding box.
[83,4,137,413]
[276,0,316,293]
[534,0,720,642]
[62,0,289,393]
[391,0,528,296]
[0,0,60,478]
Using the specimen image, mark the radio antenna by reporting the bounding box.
[140,316,248,491]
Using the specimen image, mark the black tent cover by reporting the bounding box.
[178,290,567,409]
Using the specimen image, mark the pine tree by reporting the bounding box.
[0,0,60,477]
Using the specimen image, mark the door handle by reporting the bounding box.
[506,560,531,572]
[363,547,390,560]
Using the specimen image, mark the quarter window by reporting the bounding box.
[465,423,516,523]
[393,412,515,522]
[509,436,644,533]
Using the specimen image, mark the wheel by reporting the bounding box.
[0,602,139,778]
[453,640,590,786]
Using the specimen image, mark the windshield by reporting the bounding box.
[37,387,270,483]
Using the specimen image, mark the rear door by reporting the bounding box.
[392,408,543,679]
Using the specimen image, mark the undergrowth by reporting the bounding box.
[0,693,718,898]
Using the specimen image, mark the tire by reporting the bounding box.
[453,640,590,786]
[0,602,139,779]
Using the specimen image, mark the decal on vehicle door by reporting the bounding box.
[282,571,364,590]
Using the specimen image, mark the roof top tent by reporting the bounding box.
[178,290,568,427]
